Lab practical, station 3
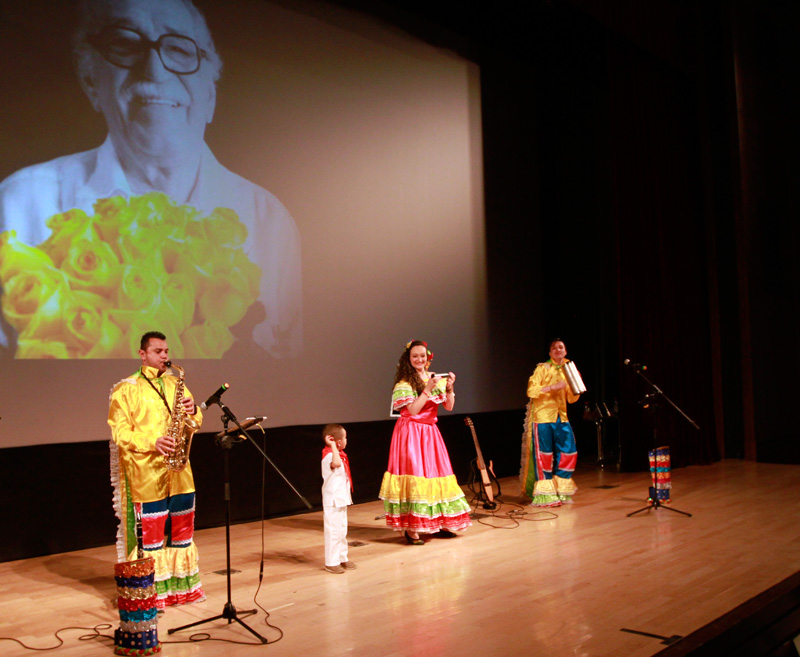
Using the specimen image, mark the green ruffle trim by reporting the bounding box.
[155,571,202,597]
[529,494,561,507]
[383,496,471,518]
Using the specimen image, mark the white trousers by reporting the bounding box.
[323,505,349,567]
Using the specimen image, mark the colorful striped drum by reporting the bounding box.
[113,557,160,655]
[648,446,672,504]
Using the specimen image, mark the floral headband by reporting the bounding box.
[405,340,433,361]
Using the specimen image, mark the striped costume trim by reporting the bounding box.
[379,472,472,533]
[379,472,467,504]
[392,379,447,410]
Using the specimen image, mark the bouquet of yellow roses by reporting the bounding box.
[0,192,261,358]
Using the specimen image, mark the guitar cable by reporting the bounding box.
[467,492,559,529]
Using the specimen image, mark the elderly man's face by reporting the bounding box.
[80,0,216,161]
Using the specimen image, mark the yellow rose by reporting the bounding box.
[173,240,213,296]
[61,237,122,296]
[161,273,196,334]
[160,236,185,275]
[155,204,200,274]
[0,230,56,285]
[79,314,127,358]
[15,339,70,359]
[181,320,234,358]
[1,267,68,333]
[163,201,201,237]
[59,291,125,358]
[211,249,260,291]
[93,196,133,244]
[148,295,189,341]
[93,196,128,219]
[18,289,111,358]
[128,192,171,230]
[40,208,92,266]
[196,249,261,327]
[62,291,118,357]
[197,278,248,327]
[7,196,263,359]
[10,285,64,349]
[112,267,195,340]
[204,207,248,247]
[116,228,167,272]
[116,265,162,312]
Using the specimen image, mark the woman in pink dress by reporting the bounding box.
[379,340,471,544]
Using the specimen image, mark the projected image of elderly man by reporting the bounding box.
[0,0,301,358]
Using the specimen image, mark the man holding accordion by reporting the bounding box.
[520,338,585,507]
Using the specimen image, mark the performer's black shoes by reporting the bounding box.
[404,531,424,545]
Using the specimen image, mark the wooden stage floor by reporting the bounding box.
[2,459,800,657]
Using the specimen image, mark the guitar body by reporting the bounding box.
[468,457,501,505]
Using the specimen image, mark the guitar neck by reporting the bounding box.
[465,418,486,469]
[465,416,494,502]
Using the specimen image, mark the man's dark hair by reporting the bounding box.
[140,331,167,351]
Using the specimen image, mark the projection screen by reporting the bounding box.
[0,0,493,447]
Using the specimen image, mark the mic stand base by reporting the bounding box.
[168,602,266,644]
[168,426,269,644]
[627,496,692,518]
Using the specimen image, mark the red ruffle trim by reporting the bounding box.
[384,511,471,533]
[157,587,205,609]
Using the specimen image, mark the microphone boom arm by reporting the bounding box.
[631,367,699,431]
[217,400,312,509]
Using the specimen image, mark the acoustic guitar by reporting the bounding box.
[464,416,499,508]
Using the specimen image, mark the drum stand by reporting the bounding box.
[168,400,312,643]
[626,367,698,518]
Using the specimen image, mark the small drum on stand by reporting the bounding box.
[114,507,160,655]
[648,446,672,504]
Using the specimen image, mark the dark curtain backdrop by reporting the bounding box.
[604,36,718,470]
[476,0,799,470]
[479,1,721,471]
[731,0,800,464]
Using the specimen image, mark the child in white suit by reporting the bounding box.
[321,424,355,574]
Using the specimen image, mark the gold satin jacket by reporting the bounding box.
[527,359,580,424]
[108,365,203,503]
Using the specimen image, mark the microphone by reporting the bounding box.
[215,416,267,438]
[200,383,230,410]
[623,359,647,371]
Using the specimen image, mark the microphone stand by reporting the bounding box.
[626,366,698,518]
[583,402,607,468]
[168,399,312,643]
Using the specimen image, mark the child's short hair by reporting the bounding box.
[322,423,346,442]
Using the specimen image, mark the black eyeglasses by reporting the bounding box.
[87,27,210,75]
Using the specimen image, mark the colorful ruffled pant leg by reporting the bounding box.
[521,411,578,506]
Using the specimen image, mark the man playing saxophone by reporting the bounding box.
[108,330,205,609]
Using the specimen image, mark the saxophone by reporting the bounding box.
[163,361,199,472]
